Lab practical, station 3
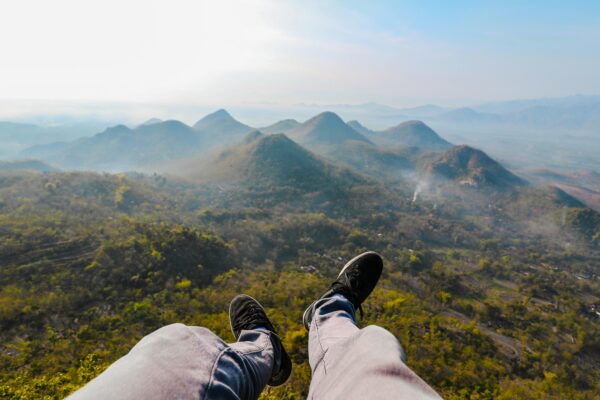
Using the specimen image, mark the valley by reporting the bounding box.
[1,109,599,399]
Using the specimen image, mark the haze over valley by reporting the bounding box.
[4,95,600,210]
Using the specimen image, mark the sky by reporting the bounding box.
[1,0,599,110]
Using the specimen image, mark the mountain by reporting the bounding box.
[169,131,390,211]
[0,122,57,158]
[369,120,452,151]
[561,207,600,241]
[474,94,600,114]
[23,120,203,170]
[192,109,254,146]
[288,111,371,147]
[139,118,163,126]
[259,119,300,134]
[0,120,112,158]
[504,104,600,130]
[522,168,600,211]
[397,104,448,118]
[437,97,600,132]
[423,145,526,188]
[295,102,406,118]
[317,140,415,182]
[346,120,376,137]
[189,131,366,189]
[0,121,47,142]
[438,108,502,124]
[296,102,450,121]
[0,159,58,172]
[23,141,70,159]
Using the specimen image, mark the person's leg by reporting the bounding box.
[307,294,361,371]
[304,252,441,399]
[69,295,291,400]
[205,328,279,399]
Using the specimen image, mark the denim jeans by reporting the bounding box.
[307,294,440,399]
[69,295,440,399]
[67,325,275,400]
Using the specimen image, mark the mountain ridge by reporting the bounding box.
[259,119,300,134]
[192,109,254,144]
[423,145,526,188]
[377,120,452,150]
[288,111,372,147]
[0,159,58,172]
[188,131,367,189]
[23,120,203,170]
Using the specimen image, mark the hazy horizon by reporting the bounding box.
[1,94,599,128]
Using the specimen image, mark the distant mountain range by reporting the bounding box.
[0,159,58,172]
[17,107,600,208]
[433,96,600,131]
[9,106,600,216]
[265,113,450,183]
[293,95,600,132]
[173,112,526,194]
[473,94,600,114]
[0,120,113,158]
[3,94,599,162]
[23,120,203,170]
[0,121,47,143]
[22,110,455,172]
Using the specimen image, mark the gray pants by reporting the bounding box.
[69,295,440,399]
[307,294,440,399]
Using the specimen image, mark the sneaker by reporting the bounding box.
[302,251,383,330]
[229,294,292,386]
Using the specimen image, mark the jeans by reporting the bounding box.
[307,294,440,399]
[69,295,440,399]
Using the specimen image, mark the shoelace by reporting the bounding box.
[233,304,284,379]
[233,304,271,333]
[332,274,365,319]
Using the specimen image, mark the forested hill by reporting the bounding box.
[1,170,599,399]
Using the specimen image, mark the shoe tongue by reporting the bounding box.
[234,305,271,333]
[331,282,358,305]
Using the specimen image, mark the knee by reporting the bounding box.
[153,322,190,337]
[360,325,407,362]
[143,323,216,344]
[160,322,187,331]
[362,325,394,338]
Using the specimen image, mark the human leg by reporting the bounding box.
[304,251,440,399]
[68,295,291,400]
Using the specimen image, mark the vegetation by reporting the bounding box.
[0,170,599,399]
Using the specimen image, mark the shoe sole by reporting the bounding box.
[302,301,313,331]
[302,251,382,330]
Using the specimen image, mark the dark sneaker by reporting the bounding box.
[302,251,383,330]
[229,294,292,386]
